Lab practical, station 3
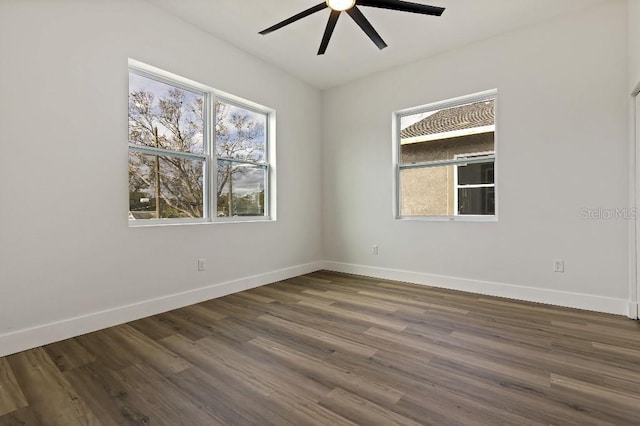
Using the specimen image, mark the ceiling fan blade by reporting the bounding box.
[259,2,328,35]
[346,7,387,50]
[318,10,341,55]
[357,0,445,16]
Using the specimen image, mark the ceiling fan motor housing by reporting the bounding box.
[326,0,357,12]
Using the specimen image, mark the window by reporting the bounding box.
[394,90,497,220]
[128,62,273,224]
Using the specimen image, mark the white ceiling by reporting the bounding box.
[147,0,607,89]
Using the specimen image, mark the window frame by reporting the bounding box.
[128,60,275,226]
[393,89,498,222]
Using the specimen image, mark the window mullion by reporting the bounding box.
[458,183,495,189]
[210,93,218,221]
[217,158,268,167]
[128,144,206,161]
[400,156,494,170]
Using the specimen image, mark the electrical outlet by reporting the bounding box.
[553,259,564,273]
[372,245,379,255]
[198,258,206,271]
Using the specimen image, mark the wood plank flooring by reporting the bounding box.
[1,270,640,425]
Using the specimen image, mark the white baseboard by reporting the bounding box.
[0,261,324,358]
[629,301,639,319]
[1,260,632,358]
[323,261,628,316]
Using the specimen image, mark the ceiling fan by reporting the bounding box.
[259,0,445,55]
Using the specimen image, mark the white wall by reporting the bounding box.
[0,0,323,355]
[322,1,630,314]
[629,0,640,318]
[629,0,640,90]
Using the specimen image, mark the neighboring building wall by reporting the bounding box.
[401,133,494,163]
[400,133,494,216]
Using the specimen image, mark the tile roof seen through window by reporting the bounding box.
[401,99,494,139]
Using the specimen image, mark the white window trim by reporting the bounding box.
[128,59,276,227]
[392,89,498,222]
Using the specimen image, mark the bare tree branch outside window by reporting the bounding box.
[128,72,267,220]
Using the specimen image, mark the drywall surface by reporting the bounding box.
[630,0,640,91]
[322,1,629,306]
[0,0,322,350]
[629,0,640,318]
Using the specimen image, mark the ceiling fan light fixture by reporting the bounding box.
[326,0,356,12]
[260,1,445,55]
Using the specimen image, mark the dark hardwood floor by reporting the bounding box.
[1,271,640,425]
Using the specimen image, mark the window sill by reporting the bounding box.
[396,215,497,222]
[128,217,275,227]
